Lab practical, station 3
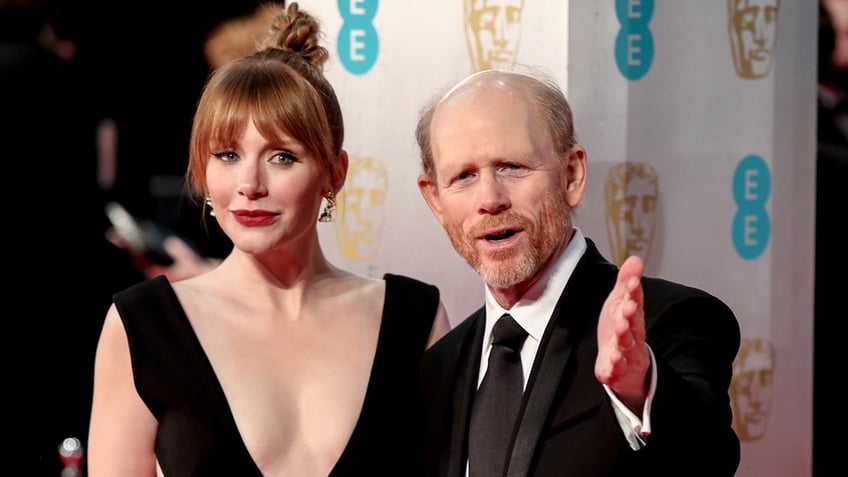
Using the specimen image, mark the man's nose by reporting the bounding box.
[477,173,510,214]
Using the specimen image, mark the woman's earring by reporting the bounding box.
[318,192,336,223]
[205,196,215,217]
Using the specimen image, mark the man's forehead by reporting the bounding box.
[438,71,526,109]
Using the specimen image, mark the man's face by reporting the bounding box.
[334,157,387,260]
[420,80,576,289]
[604,163,658,266]
[731,339,775,441]
[464,0,525,71]
[728,0,780,78]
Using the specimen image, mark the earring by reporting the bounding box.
[318,191,336,223]
[205,196,215,217]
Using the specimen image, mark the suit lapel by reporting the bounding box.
[446,310,486,477]
[506,297,574,476]
[506,240,618,476]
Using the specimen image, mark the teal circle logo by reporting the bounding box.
[614,0,654,81]
[732,154,771,260]
[338,0,379,75]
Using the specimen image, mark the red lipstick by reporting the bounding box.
[232,210,278,227]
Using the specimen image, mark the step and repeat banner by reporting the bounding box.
[302,1,816,474]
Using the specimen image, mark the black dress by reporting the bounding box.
[113,273,440,476]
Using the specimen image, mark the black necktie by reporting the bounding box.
[468,313,529,477]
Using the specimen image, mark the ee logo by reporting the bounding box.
[338,0,379,75]
[614,0,654,81]
[732,154,771,260]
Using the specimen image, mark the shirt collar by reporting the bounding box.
[484,228,587,343]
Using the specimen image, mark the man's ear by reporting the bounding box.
[418,173,444,224]
[564,145,587,208]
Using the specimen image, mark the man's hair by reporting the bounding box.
[415,68,576,181]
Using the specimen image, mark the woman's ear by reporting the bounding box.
[333,149,350,193]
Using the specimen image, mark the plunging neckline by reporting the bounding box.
[156,276,388,476]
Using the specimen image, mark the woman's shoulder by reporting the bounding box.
[325,271,385,306]
[381,273,441,311]
[113,275,173,305]
[382,272,439,290]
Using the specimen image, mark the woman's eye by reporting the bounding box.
[213,151,238,162]
[270,152,297,165]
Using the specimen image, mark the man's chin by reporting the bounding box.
[476,259,534,289]
[478,270,518,289]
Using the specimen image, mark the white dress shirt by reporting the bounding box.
[476,228,656,451]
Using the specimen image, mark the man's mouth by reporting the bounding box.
[484,229,518,241]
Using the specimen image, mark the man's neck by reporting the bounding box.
[488,230,574,309]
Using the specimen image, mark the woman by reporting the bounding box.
[87,3,450,475]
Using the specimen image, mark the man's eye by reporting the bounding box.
[499,163,526,174]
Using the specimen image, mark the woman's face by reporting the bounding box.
[205,118,326,256]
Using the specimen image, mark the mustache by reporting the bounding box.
[467,211,531,238]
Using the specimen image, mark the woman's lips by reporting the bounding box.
[232,210,278,226]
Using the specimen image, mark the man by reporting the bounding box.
[415,70,740,476]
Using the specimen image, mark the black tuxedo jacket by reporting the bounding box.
[419,239,740,477]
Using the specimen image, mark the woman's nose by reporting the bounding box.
[237,163,268,199]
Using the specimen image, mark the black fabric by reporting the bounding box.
[419,239,741,477]
[468,313,528,477]
[113,272,439,476]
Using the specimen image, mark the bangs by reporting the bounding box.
[202,96,253,153]
[187,59,337,198]
[201,70,293,152]
[202,62,327,152]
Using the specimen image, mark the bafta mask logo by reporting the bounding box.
[333,155,388,261]
[730,337,775,442]
[727,0,781,79]
[604,162,659,267]
[463,0,525,72]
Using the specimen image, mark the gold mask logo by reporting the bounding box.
[604,162,659,267]
[730,337,775,442]
[333,155,388,261]
[464,0,525,72]
[728,0,781,79]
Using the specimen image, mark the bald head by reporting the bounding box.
[442,69,532,101]
[415,70,576,181]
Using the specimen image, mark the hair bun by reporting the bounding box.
[260,2,329,71]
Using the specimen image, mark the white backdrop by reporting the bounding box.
[301,1,816,474]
